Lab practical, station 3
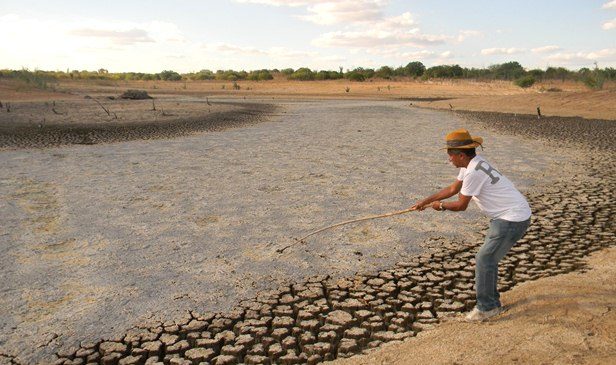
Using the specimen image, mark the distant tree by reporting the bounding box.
[191,69,215,80]
[489,61,525,80]
[375,66,395,79]
[281,68,294,76]
[527,69,545,81]
[544,66,571,82]
[393,66,406,77]
[158,70,182,81]
[424,65,463,79]
[247,69,273,81]
[215,70,246,81]
[405,61,426,77]
[289,67,315,81]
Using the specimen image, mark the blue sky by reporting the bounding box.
[1,0,615,73]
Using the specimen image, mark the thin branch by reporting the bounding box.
[89,97,110,116]
[276,207,415,254]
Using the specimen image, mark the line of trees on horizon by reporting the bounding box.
[1,61,614,90]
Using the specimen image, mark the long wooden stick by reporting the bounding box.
[276,207,415,254]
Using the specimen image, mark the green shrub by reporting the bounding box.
[582,75,604,90]
[581,64,605,90]
[315,70,343,80]
[514,75,536,88]
[424,65,464,79]
[346,72,366,82]
[247,70,273,81]
[288,68,315,81]
[158,70,182,81]
[375,66,394,79]
[490,61,525,80]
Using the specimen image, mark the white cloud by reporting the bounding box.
[300,1,386,25]
[311,11,446,49]
[236,1,448,57]
[546,48,616,64]
[602,1,616,9]
[480,47,526,55]
[603,18,616,29]
[234,0,315,6]
[531,45,561,54]
[236,0,388,25]
[456,30,482,42]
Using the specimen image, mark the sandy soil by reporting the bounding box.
[329,246,616,365]
[415,89,616,120]
[2,78,614,120]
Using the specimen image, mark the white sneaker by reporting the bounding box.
[465,306,503,322]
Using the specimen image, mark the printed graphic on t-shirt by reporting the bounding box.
[474,160,501,185]
[457,156,532,221]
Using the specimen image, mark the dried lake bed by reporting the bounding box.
[0,99,575,362]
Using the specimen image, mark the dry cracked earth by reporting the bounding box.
[0,101,614,365]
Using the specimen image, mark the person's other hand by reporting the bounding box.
[410,201,428,211]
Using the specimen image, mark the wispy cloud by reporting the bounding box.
[456,30,482,42]
[234,0,319,6]
[313,29,446,48]
[236,0,387,25]
[603,18,616,30]
[69,28,154,45]
[207,42,316,59]
[481,47,525,55]
[531,45,561,54]
[602,0,616,9]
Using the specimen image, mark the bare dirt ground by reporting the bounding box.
[329,246,616,365]
[2,77,614,119]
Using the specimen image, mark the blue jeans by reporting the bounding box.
[475,218,530,311]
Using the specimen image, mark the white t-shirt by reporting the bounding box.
[456,155,531,222]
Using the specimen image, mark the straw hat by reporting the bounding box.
[444,129,483,149]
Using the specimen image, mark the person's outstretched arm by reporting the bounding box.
[410,180,462,211]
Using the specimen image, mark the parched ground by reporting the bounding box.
[0,79,615,364]
[329,246,616,365]
[3,77,614,120]
[0,97,277,149]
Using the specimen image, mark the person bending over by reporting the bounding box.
[411,129,531,321]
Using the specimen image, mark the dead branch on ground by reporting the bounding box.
[87,96,111,116]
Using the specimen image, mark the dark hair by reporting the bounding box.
[447,148,476,158]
